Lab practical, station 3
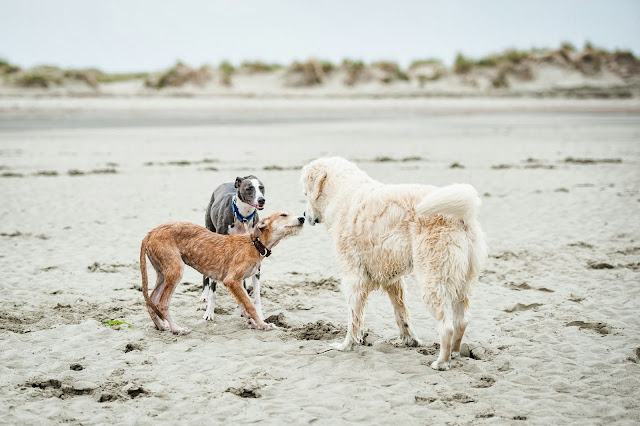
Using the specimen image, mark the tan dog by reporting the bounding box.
[140,211,305,334]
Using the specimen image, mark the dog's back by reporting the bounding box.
[205,182,236,234]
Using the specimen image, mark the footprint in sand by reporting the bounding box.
[124,343,143,353]
[226,385,262,398]
[265,313,291,329]
[415,395,437,405]
[291,320,346,341]
[473,376,495,388]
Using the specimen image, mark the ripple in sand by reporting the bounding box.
[564,157,622,165]
[566,321,611,335]
[505,303,543,313]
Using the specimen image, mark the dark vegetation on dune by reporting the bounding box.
[1,42,639,93]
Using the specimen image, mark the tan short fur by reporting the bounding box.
[139,211,304,334]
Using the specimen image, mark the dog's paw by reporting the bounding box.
[203,312,214,321]
[249,320,275,331]
[430,360,451,371]
[171,327,191,336]
[450,351,460,359]
[330,341,355,352]
[403,336,423,347]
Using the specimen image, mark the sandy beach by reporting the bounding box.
[0,97,639,424]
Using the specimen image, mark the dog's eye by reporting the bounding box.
[280,214,288,217]
[259,186,264,192]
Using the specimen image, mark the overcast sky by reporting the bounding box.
[1,0,639,72]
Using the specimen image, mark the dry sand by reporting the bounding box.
[0,97,639,424]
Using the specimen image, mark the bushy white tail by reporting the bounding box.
[416,184,481,221]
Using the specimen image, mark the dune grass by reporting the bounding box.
[285,60,336,86]
[371,61,409,83]
[146,62,213,89]
[240,61,282,73]
[409,58,442,69]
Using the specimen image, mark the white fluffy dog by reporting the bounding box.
[300,157,488,370]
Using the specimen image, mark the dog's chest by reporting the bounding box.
[227,219,255,235]
[243,263,261,279]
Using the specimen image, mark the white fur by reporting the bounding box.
[203,290,217,321]
[416,183,481,222]
[251,275,264,320]
[235,196,256,218]
[300,157,488,370]
[199,286,210,303]
[251,178,264,204]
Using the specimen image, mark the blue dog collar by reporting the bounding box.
[232,195,257,223]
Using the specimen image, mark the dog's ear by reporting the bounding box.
[234,177,243,188]
[312,170,327,201]
[255,216,271,233]
[251,225,262,239]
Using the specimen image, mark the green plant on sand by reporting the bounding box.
[104,319,131,328]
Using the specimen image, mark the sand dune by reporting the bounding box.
[0,98,639,424]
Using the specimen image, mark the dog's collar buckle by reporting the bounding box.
[252,237,271,258]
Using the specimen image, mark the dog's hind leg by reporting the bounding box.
[332,277,370,351]
[203,280,217,321]
[451,298,470,359]
[147,256,168,331]
[158,261,189,335]
[420,282,454,371]
[385,279,422,347]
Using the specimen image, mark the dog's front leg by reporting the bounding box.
[224,278,274,331]
[199,276,210,302]
[332,281,369,351]
[203,280,217,321]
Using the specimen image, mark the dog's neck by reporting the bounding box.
[251,228,281,252]
[233,195,256,221]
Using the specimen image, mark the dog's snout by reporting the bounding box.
[298,216,305,224]
[314,218,320,224]
[257,197,265,205]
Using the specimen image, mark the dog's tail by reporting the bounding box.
[416,184,481,222]
[140,234,166,321]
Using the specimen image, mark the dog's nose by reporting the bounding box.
[298,216,305,224]
[257,197,265,205]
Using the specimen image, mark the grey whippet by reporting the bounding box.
[201,175,266,321]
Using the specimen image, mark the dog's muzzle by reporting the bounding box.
[304,211,320,226]
[248,199,265,210]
